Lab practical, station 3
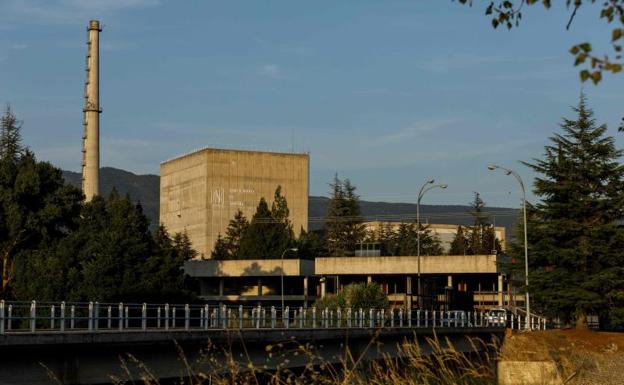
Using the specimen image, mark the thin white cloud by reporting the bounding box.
[362,118,462,148]
[257,64,283,79]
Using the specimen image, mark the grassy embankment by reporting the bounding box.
[500,329,624,385]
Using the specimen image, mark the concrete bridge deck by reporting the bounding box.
[0,301,507,384]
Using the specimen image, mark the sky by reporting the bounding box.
[1,0,623,208]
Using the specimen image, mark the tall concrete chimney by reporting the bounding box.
[82,20,101,201]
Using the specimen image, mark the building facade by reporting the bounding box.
[184,254,524,311]
[160,148,309,258]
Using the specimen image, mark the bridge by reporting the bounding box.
[0,301,521,385]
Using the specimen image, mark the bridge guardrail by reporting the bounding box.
[0,300,545,335]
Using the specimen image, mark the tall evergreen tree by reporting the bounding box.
[464,192,503,255]
[238,186,295,259]
[324,175,365,256]
[523,95,624,329]
[141,227,196,302]
[296,229,325,260]
[211,210,249,259]
[211,234,230,260]
[418,224,444,256]
[449,225,469,255]
[0,105,24,160]
[66,190,154,301]
[0,110,82,298]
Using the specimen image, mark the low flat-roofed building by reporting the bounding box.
[185,254,524,310]
[185,258,317,305]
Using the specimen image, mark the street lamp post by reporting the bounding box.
[417,179,448,308]
[281,248,298,310]
[488,164,530,329]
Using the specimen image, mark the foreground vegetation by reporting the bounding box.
[102,336,498,385]
[0,107,195,303]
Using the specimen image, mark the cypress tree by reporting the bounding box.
[524,94,624,329]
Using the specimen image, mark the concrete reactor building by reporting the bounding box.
[160,148,309,258]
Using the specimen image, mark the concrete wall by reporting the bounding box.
[185,255,498,277]
[185,259,315,277]
[315,255,498,275]
[160,148,309,258]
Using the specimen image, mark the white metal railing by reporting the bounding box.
[0,300,531,335]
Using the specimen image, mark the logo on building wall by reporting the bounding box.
[211,188,225,206]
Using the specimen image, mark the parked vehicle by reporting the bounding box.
[441,310,472,327]
[485,308,507,326]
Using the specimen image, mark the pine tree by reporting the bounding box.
[1,114,82,298]
[394,223,417,256]
[418,224,444,256]
[141,226,196,302]
[467,192,487,254]
[523,94,624,329]
[463,192,503,255]
[296,229,325,260]
[378,222,398,255]
[270,185,294,252]
[324,175,365,256]
[449,225,469,255]
[211,234,230,260]
[224,210,249,258]
[0,105,23,160]
[238,187,295,259]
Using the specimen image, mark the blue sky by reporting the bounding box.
[1,1,623,208]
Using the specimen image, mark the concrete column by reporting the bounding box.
[303,276,309,304]
[406,276,412,309]
[82,20,102,201]
[447,275,453,289]
[367,276,372,284]
[219,278,224,297]
[320,279,326,298]
[497,274,504,307]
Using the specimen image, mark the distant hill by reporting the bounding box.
[309,196,518,236]
[62,167,160,230]
[62,168,518,237]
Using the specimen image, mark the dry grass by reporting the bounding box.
[500,329,624,385]
[99,334,498,385]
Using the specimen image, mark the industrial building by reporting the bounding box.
[160,148,309,258]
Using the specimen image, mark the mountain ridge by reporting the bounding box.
[62,167,518,236]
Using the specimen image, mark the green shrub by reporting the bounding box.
[315,282,388,310]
